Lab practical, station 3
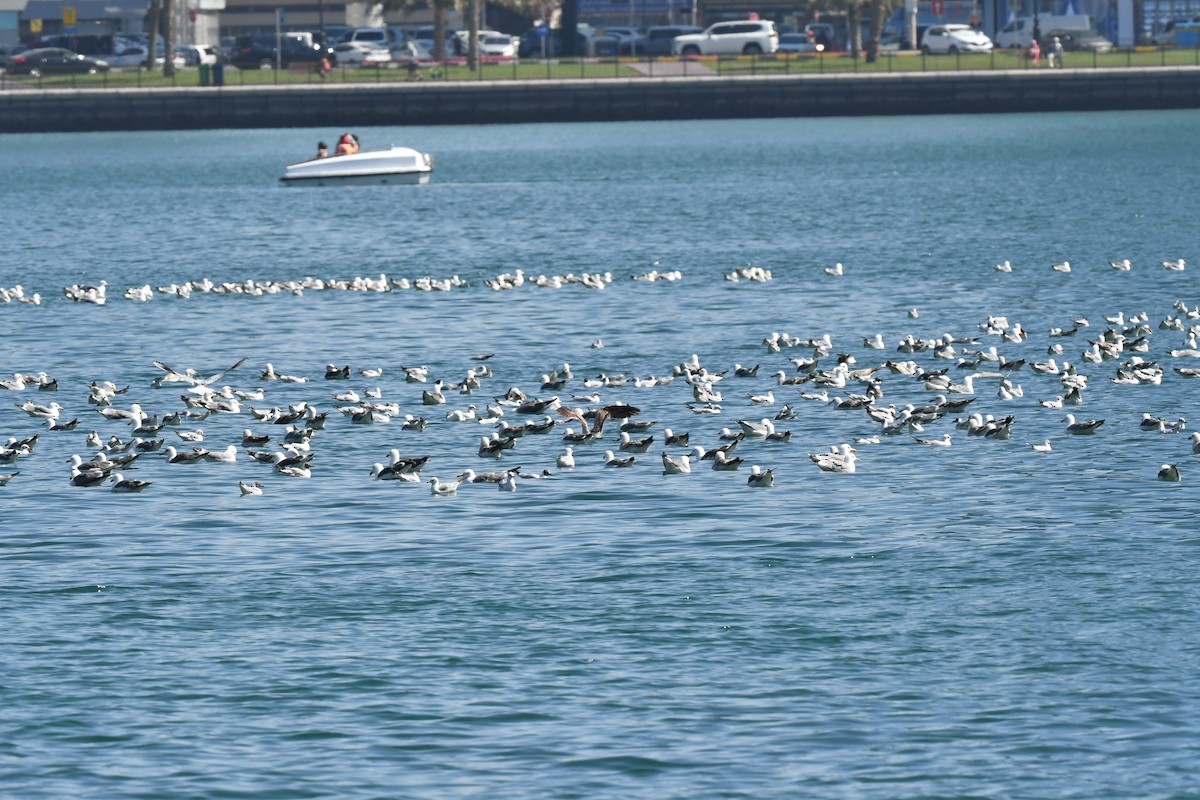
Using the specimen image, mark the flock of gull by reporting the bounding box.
[2,256,1198,498]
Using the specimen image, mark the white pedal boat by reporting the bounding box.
[281,146,433,186]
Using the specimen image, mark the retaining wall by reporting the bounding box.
[2,68,1199,132]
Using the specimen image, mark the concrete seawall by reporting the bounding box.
[2,68,1200,133]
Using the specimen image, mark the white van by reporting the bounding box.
[995,14,1091,48]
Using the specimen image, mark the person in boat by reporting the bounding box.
[334,133,359,157]
[316,141,329,159]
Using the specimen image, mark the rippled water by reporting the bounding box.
[3,111,1200,798]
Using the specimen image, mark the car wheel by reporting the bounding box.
[87,67,98,75]
[921,45,931,54]
[29,67,41,77]
[949,45,959,55]
[682,45,700,56]
[743,43,762,55]
[259,58,273,70]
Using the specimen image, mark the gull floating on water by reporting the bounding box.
[1063,414,1105,435]
[746,465,774,487]
[660,451,691,475]
[239,480,264,495]
[1158,463,1181,482]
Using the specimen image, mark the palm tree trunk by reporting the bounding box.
[433,6,445,62]
[467,0,479,70]
[163,0,175,77]
[145,0,160,74]
[866,0,885,62]
[848,1,862,58]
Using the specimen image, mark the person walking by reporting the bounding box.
[1048,36,1064,67]
[1028,37,1041,66]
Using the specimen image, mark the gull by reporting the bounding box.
[1158,463,1182,482]
[459,467,519,484]
[810,443,858,473]
[361,367,383,378]
[70,467,108,487]
[914,433,953,447]
[0,472,18,486]
[152,357,246,388]
[863,333,885,349]
[661,451,692,474]
[604,450,636,468]
[421,382,447,405]
[110,473,152,493]
[823,262,844,276]
[908,308,919,318]
[18,400,62,419]
[557,403,640,437]
[164,446,207,464]
[202,444,238,463]
[749,390,775,405]
[663,429,689,447]
[1163,258,1186,271]
[995,260,1013,272]
[556,447,576,469]
[733,363,760,378]
[177,429,205,443]
[746,465,775,487]
[711,450,743,471]
[1051,261,1071,272]
[737,418,774,438]
[1029,440,1053,452]
[619,432,653,452]
[428,476,461,496]
[239,480,264,496]
[1063,414,1105,435]
[498,472,518,492]
[242,430,270,447]
[1109,259,1132,270]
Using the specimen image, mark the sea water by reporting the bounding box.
[1,111,1199,798]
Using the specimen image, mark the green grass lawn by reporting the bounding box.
[5,48,1200,90]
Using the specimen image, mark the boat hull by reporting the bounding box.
[281,145,433,186]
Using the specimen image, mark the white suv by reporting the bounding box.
[672,20,779,56]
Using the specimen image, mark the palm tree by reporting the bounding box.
[865,0,894,62]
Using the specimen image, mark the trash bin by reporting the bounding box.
[213,62,225,87]
[198,63,211,86]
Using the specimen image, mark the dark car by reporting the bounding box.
[1047,30,1114,52]
[229,33,333,70]
[7,47,110,76]
[518,27,595,58]
[634,25,702,55]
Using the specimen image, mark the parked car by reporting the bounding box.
[1048,30,1113,52]
[479,34,518,58]
[778,32,820,52]
[107,46,186,68]
[634,25,702,55]
[7,47,110,76]
[518,27,597,58]
[595,26,642,54]
[0,42,29,68]
[672,20,780,56]
[331,40,392,66]
[177,44,219,66]
[229,33,333,70]
[920,24,994,54]
[1151,17,1200,46]
[348,28,393,47]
